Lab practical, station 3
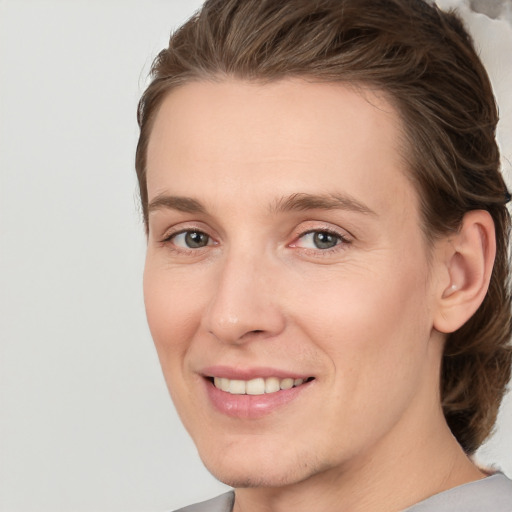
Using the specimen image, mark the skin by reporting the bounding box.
[143,79,491,512]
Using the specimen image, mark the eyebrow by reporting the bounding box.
[147,192,376,217]
[271,192,377,216]
[148,194,206,214]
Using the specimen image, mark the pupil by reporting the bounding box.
[185,231,208,248]
[314,232,338,249]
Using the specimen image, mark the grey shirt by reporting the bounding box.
[174,473,512,512]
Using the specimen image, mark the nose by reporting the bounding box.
[201,251,286,345]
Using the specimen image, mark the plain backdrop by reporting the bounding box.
[0,1,511,511]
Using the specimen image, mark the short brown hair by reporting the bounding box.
[136,0,512,454]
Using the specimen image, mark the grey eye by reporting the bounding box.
[171,231,211,248]
[184,231,210,248]
[312,231,340,249]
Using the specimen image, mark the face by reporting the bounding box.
[144,79,446,488]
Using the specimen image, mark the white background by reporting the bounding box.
[0,1,511,511]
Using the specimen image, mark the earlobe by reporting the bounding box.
[433,210,496,334]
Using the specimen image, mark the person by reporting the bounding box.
[135,0,512,510]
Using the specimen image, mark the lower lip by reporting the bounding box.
[204,379,312,419]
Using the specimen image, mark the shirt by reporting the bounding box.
[173,473,512,512]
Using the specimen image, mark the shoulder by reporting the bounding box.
[173,491,235,512]
[404,473,512,512]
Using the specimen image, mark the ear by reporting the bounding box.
[433,210,496,334]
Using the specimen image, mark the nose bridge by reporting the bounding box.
[202,246,284,344]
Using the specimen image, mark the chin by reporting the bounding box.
[205,464,315,489]
[199,446,328,489]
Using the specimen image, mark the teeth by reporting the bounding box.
[229,379,246,394]
[212,376,309,395]
[246,378,265,395]
[280,378,294,390]
[265,377,280,393]
[214,377,231,392]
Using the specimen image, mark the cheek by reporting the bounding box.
[143,262,208,427]
[143,262,201,367]
[292,269,434,448]
[293,260,432,387]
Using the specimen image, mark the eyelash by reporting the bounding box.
[160,227,215,253]
[159,226,352,255]
[290,228,352,254]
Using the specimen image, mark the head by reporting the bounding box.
[137,0,511,482]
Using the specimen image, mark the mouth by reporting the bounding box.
[201,367,316,418]
[207,376,315,395]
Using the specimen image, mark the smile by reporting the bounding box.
[201,366,316,418]
[212,376,312,395]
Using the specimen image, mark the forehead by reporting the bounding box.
[146,78,417,222]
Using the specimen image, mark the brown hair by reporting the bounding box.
[136,0,512,454]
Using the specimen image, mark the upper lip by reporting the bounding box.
[201,365,312,381]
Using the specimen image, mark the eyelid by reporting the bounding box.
[157,220,210,240]
[289,224,353,252]
[169,230,214,247]
[158,223,218,249]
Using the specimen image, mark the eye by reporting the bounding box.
[170,230,212,249]
[292,230,348,250]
